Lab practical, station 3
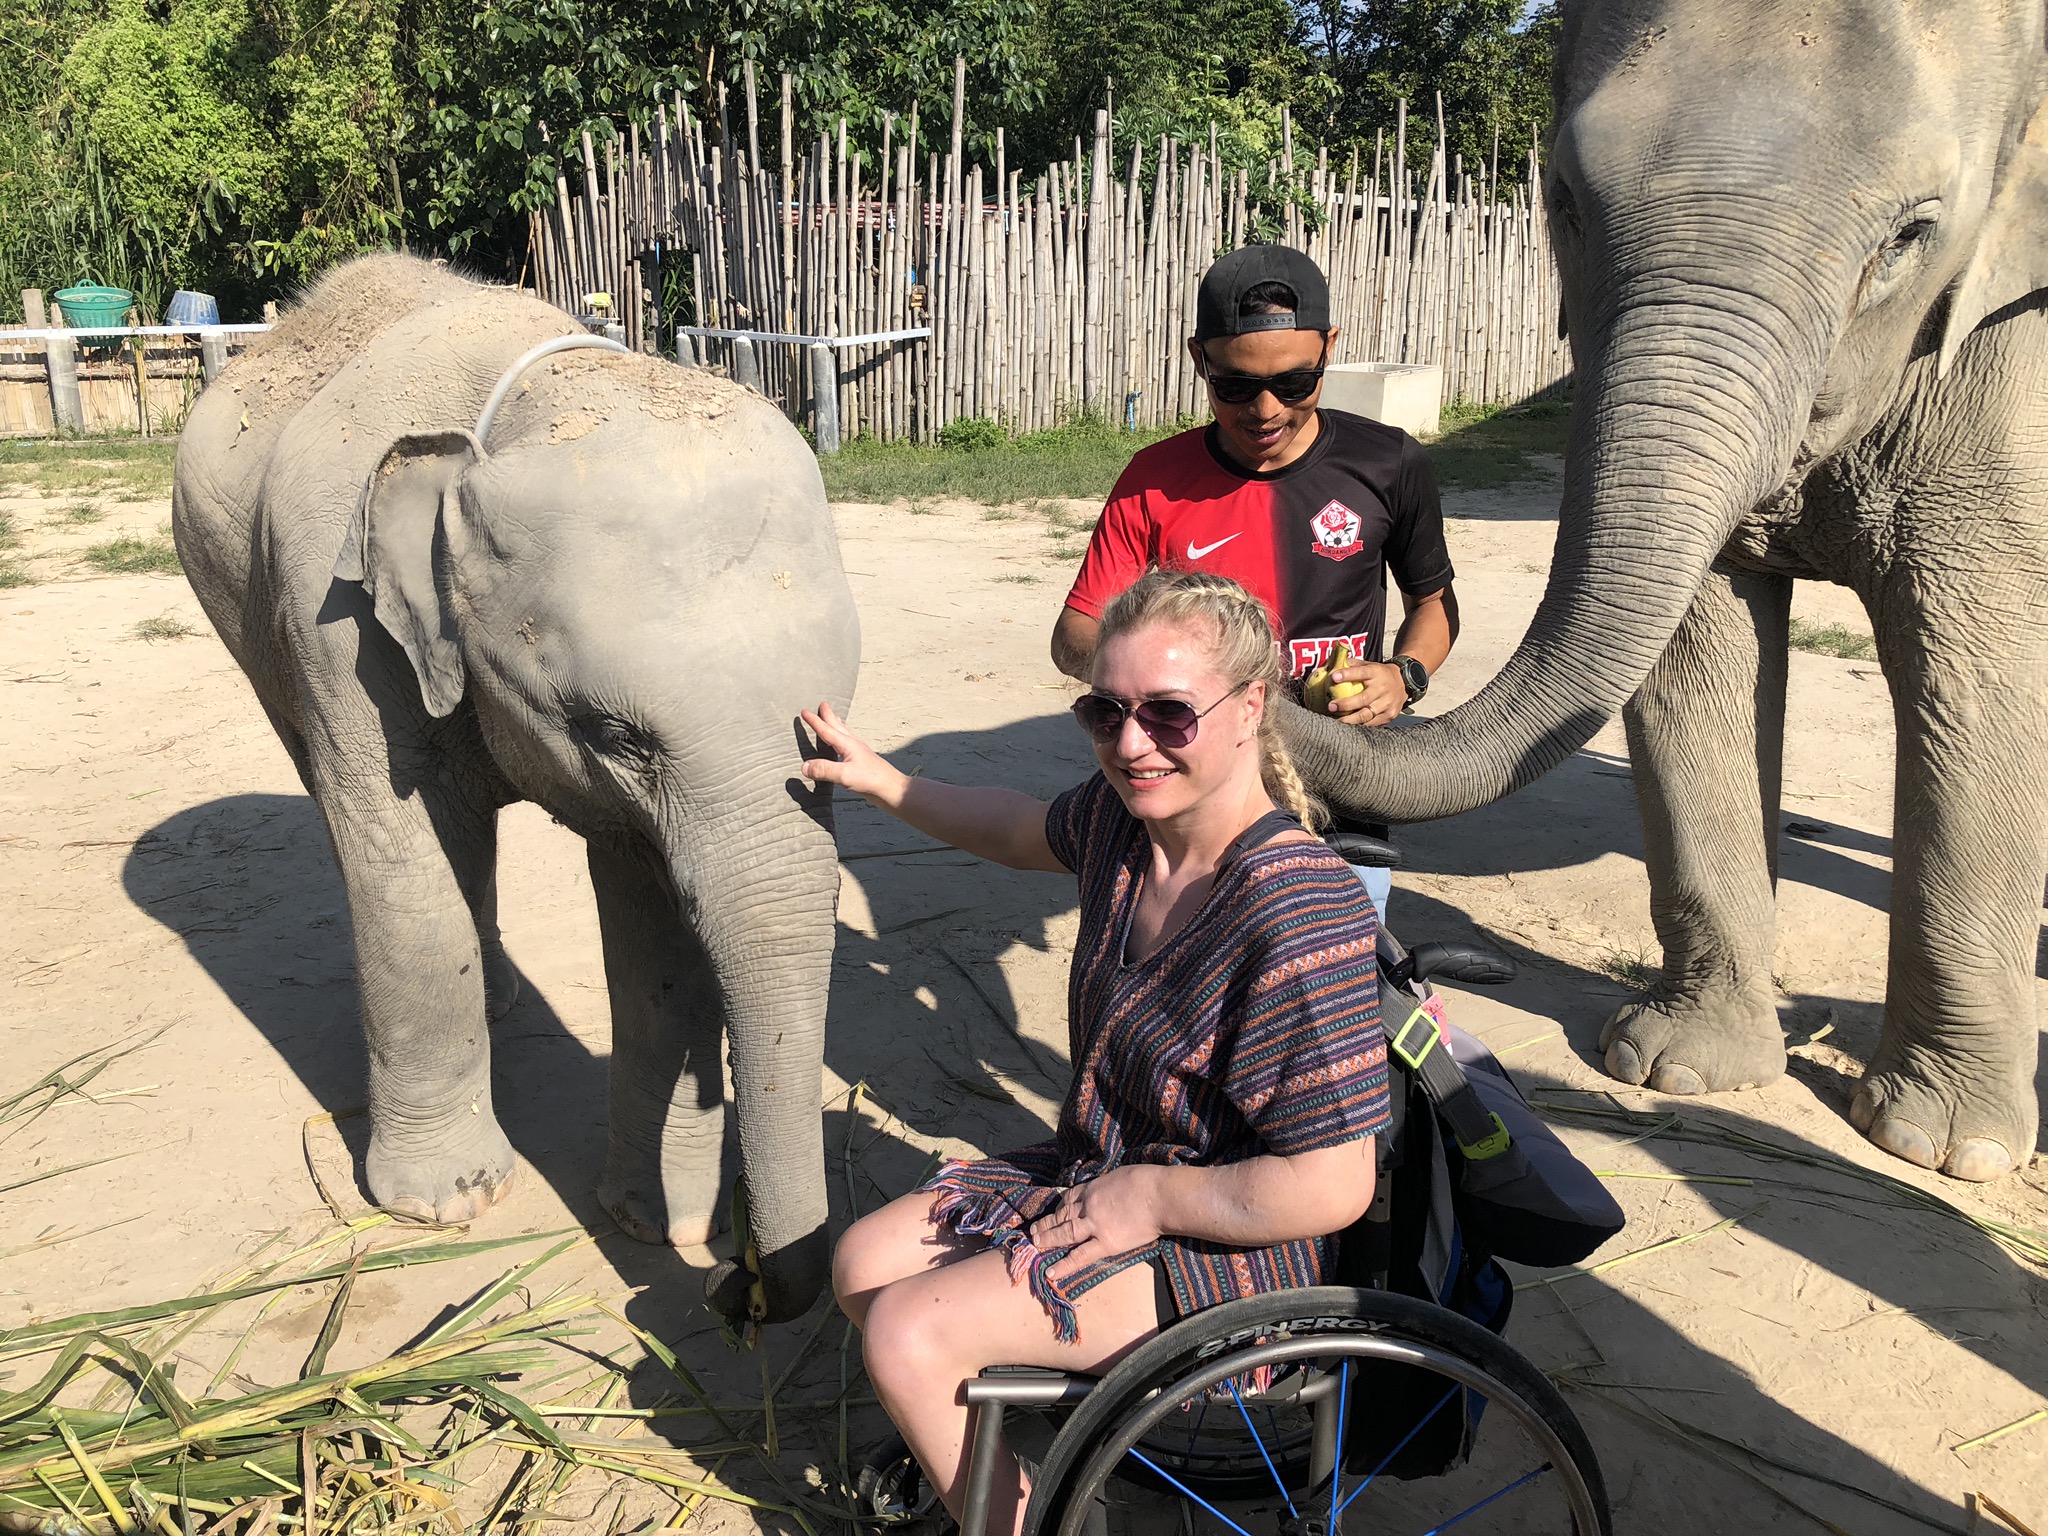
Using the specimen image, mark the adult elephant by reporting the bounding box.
[174,255,859,1319]
[1282,2,2047,1181]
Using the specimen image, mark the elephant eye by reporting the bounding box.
[1857,201,1943,312]
[1881,218,1936,260]
[570,712,660,776]
[1874,203,1942,268]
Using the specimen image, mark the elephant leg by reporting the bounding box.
[312,762,518,1224]
[1848,594,2046,1182]
[456,811,519,1022]
[291,586,517,1223]
[589,841,728,1247]
[1602,566,1791,1094]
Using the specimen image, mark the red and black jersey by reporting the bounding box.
[1064,409,1453,678]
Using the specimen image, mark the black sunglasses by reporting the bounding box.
[1071,680,1252,747]
[1198,340,1330,406]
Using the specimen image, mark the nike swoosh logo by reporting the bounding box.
[1186,533,1242,560]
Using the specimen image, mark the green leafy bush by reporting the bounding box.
[939,416,1009,451]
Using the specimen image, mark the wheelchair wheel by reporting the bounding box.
[855,1435,950,1531]
[1024,1287,1609,1536]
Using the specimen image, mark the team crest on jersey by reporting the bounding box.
[1310,499,1363,560]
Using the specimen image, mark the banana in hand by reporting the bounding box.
[1303,641,1367,716]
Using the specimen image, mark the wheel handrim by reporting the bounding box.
[1051,1334,1604,1536]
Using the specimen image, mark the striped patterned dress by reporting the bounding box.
[923,772,1391,1343]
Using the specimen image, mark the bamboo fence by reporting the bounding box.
[526,60,1571,443]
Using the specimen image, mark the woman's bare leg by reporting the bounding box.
[833,1189,984,1328]
[859,1244,1158,1536]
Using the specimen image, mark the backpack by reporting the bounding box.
[1336,929,1625,1477]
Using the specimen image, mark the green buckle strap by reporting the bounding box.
[1458,1111,1513,1162]
[1389,1006,1440,1070]
[1389,1000,1516,1162]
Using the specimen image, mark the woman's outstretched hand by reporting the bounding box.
[1032,1166,1167,1283]
[801,702,908,810]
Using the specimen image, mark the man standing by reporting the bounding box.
[1050,244,1458,919]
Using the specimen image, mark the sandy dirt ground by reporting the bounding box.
[2,461,2045,1536]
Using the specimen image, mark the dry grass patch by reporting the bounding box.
[1788,619,1877,661]
[83,527,181,575]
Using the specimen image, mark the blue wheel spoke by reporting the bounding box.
[1125,1448,1259,1536]
[1225,1378,1298,1518]
[1327,1359,1349,1533]
[1335,1383,1463,1518]
[1417,1463,1551,1534]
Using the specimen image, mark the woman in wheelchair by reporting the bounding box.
[803,570,1391,1536]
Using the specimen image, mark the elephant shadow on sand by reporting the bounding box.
[120,794,730,1357]
[125,720,2048,1532]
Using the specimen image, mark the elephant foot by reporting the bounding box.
[367,1111,518,1225]
[1848,1060,2032,1183]
[1599,987,1786,1095]
[597,1176,718,1249]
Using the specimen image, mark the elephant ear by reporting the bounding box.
[1939,89,2048,375]
[334,430,484,718]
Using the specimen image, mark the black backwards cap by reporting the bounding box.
[1193,244,1331,339]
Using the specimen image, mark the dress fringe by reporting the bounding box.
[926,1158,1085,1344]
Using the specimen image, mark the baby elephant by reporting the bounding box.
[173,255,858,1322]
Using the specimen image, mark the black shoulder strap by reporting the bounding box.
[1217,808,1304,879]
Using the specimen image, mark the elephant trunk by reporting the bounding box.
[673,779,841,1326]
[1286,299,1811,825]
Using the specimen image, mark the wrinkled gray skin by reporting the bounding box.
[1282,2,2048,1181]
[174,256,858,1318]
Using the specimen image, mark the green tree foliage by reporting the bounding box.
[2,0,414,319]
[0,0,1557,324]
[0,0,171,314]
[1305,0,1558,175]
[413,0,1044,266]
[1019,0,1322,169]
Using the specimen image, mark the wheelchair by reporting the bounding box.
[856,832,1613,1536]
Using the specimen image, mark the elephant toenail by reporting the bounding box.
[1944,1137,2014,1183]
[1866,1115,1939,1169]
[1648,1063,1706,1096]
[1603,1040,1649,1085]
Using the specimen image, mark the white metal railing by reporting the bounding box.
[675,325,931,349]
[4,324,273,340]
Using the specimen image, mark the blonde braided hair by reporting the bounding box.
[1095,569,1327,831]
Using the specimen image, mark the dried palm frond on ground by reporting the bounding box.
[0,1217,857,1536]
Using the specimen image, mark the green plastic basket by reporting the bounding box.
[54,284,135,329]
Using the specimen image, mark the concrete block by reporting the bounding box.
[1320,362,1442,438]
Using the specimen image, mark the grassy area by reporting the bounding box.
[0,436,179,499]
[1788,618,1877,661]
[816,398,1571,507]
[0,509,26,588]
[83,526,182,574]
[1427,398,1572,490]
[819,418,1181,505]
